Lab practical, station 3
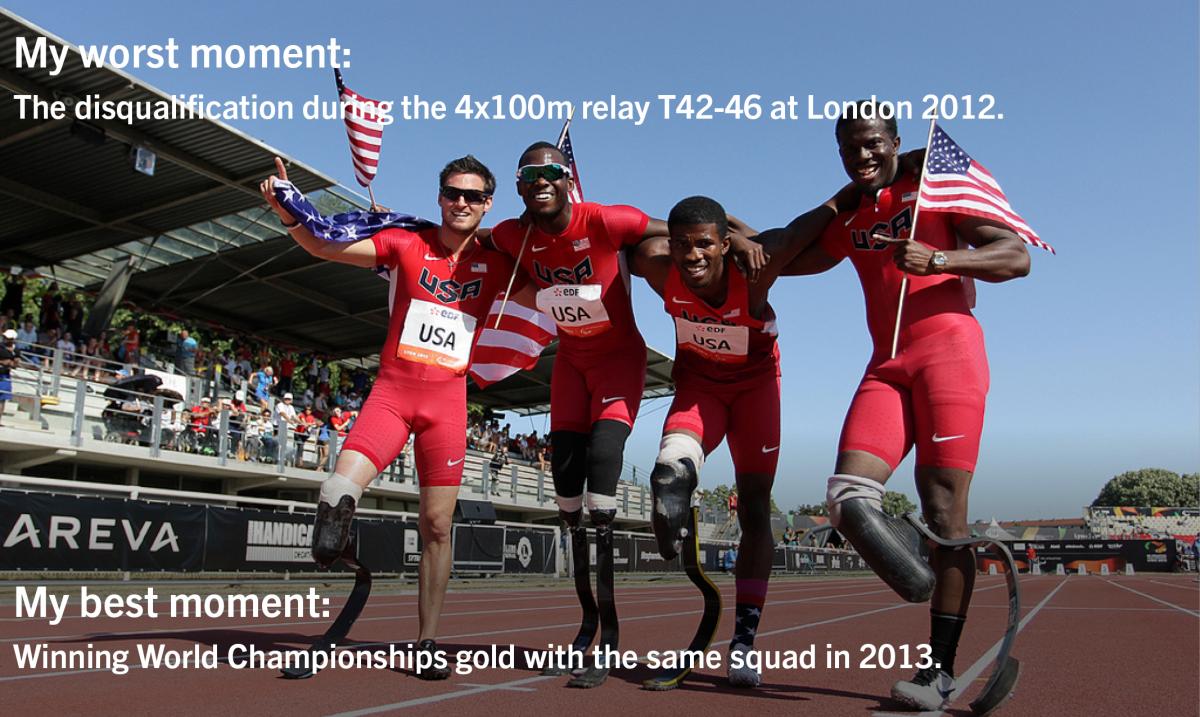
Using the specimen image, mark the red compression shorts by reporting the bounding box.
[839,318,989,473]
[664,373,781,476]
[340,374,467,486]
[550,345,646,433]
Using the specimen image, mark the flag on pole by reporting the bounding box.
[556,121,584,203]
[335,69,386,187]
[271,179,555,385]
[918,124,1054,253]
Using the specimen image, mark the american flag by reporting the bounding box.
[556,121,584,203]
[335,69,386,187]
[271,180,554,386]
[919,124,1054,254]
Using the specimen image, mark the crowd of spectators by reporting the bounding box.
[467,417,550,473]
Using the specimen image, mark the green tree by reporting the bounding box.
[881,491,918,517]
[1092,469,1200,507]
[792,503,828,516]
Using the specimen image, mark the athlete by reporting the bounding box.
[260,155,526,680]
[631,193,851,688]
[487,142,763,688]
[774,103,1031,709]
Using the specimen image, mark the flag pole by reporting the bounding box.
[889,113,938,360]
[492,118,573,329]
[367,185,378,211]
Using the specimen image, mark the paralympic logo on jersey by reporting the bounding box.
[418,267,483,304]
[850,207,913,251]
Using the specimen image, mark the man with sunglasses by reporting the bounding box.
[260,154,526,680]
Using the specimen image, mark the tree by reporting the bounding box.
[881,491,918,517]
[1092,469,1200,507]
[792,503,828,516]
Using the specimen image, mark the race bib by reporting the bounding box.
[536,284,611,337]
[397,299,476,374]
[674,317,749,363]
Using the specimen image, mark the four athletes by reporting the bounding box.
[261,101,1034,706]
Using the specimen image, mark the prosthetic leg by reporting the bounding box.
[566,507,617,688]
[281,538,372,679]
[540,508,599,676]
[642,506,722,690]
[905,514,1022,716]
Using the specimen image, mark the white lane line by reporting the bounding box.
[873,575,1068,717]
[1108,579,1199,617]
[1147,579,1200,592]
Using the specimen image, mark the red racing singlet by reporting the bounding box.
[372,227,519,382]
[491,202,649,356]
[820,174,975,356]
[664,261,780,385]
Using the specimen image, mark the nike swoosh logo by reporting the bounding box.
[530,245,549,253]
[446,457,464,466]
[671,298,692,305]
[424,254,440,260]
[931,434,965,443]
[761,445,779,453]
[601,396,624,404]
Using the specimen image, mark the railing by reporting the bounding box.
[1,364,654,520]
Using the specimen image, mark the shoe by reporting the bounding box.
[891,666,955,710]
[416,639,451,680]
[727,643,761,688]
[311,495,356,567]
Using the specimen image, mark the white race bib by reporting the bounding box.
[397,299,476,374]
[536,284,611,337]
[674,317,749,363]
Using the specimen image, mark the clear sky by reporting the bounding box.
[7,0,1198,520]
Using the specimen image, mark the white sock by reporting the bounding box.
[320,473,363,505]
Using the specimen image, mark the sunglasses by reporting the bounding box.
[516,163,571,183]
[439,186,491,205]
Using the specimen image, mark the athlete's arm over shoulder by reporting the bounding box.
[777,221,845,276]
[627,237,670,297]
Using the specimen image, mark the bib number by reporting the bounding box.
[674,317,749,363]
[536,284,611,337]
[397,299,476,374]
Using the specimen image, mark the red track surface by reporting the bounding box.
[1,573,1196,716]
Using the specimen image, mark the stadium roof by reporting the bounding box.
[0,9,675,412]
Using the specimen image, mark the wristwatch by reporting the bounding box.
[930,251,948,274]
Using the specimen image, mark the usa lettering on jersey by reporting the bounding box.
[418,267,483,303]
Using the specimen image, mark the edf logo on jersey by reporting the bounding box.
[418,267,482,304]
[851,207,913,251]
[533,257,594,285]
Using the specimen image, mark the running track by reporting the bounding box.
[0,573,1196,716]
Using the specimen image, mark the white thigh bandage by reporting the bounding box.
[658,432,705,471]
[826,474,885,528]
[320,472,364,505]
[585,492,617,512]
[556,494,584,513]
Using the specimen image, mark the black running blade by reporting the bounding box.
[970,657,1020,716]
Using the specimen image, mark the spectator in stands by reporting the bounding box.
[251,365,275,408]
[16,316,36,355]
[81,335,103,381]
[278,353,297,395]
[723,543,739,572]
[189,396,214,454]
[1,270,25,318]
[120,323,140,366]
[536,443,549,473]
[0,329,16,425]
[176,329,198,376]
[39,282,62,333]
[56,331,79,376]
[489,442,510,496]
[294,404,319,467]
[64,297,84,341]
[259,408,279,462]
[227,392,246,458]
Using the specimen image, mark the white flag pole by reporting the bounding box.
[889,113,938,360]
[492,118,573,329]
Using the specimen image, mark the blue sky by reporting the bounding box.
[7,1,1198,520]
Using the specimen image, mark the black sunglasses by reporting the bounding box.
[440,186,491,205]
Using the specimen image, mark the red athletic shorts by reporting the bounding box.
[664,372,781,476]
[839,318,989,473]
[550,342,646,433]
[340,374,467,486]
